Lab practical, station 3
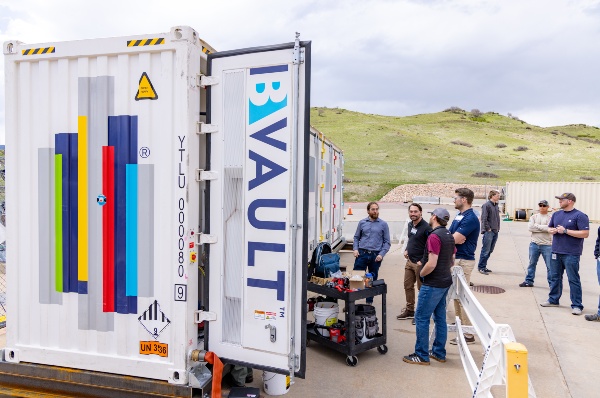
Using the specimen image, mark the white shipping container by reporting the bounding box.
[3,26,315,385]
[505,181,600,222]
[307,127,345,253]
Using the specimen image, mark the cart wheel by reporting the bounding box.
[377,345,388,355]
[345,355,358,367]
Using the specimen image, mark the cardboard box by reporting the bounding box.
[348,274,365,289]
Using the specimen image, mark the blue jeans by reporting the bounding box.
[596,259,600,316]
[478,231,498,270]
[414,284,449,361]
[524,243,552,286]
[548,254,583,310]
[353,249,382,304]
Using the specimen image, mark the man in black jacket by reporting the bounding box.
[403,208,456,365]
[478,190,501,275]
[397,203,432,320]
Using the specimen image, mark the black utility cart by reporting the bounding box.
[306,282,388,366]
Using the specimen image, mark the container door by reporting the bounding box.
[205,39,310,378]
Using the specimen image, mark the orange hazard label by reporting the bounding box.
[139,341,168,357]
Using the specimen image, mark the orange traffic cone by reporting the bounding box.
[347,206,353,215]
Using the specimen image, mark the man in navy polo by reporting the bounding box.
[448,187,480,344]
[540,192,589,315]
[353,201,391,304]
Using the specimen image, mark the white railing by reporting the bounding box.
[442,266,536,398]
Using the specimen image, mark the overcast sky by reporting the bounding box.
[2,0,600,144]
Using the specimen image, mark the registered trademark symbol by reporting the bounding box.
[140,147,150,158]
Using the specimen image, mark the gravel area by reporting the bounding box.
[380,183,503,202]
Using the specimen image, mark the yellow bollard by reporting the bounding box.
[505,342,529,397]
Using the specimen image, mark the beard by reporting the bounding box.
[429,220,434,227]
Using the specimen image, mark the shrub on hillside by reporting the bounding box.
[514,146,529,151]
[580,176,596,180]
[471,109,483,117]
[472,172,499,178]
[318,109,325,117]
[451,140,473,148]
[444,106,465,114]
[495,143,507,148]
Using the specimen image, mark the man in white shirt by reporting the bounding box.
[519,200,553,287]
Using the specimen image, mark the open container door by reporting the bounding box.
[204,36,310,379]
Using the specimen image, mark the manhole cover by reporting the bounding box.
[470,285,505,294]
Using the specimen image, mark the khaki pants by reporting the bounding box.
[453,258,475,326]
[404,259,422,312]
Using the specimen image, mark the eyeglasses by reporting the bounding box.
[539,204,548,207]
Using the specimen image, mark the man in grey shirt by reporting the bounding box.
[353,201,391,304]
[520,200,553,287]
[478,190,501,275]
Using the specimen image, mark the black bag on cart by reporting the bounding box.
[354,304,379,342]
[308,242,332,280]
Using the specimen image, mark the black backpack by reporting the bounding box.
[308,242,332,280]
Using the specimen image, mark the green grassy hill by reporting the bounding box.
[310,107,600,202]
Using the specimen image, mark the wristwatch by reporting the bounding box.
[563,229,568,235]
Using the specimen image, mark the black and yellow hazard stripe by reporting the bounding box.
[127,38,165,47]
[202,46,211,55]
[22,47,55,55]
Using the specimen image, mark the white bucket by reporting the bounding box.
[263,371,290,396]
[313,301,339,337]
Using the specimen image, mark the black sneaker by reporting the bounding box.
[585,313,600,322]
[519,282,534,287]
[478,269,489,275]
[429,351,446,363]
[403,353,430,366]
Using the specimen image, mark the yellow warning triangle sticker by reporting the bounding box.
[135,72,158,101]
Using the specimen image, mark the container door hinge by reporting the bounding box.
[197,122,218,134]
[195,169,218,182]
[195,310,217,323]
[196,233,217,245]
[196,74,220,87]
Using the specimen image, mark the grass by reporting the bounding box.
[311,108,600,201]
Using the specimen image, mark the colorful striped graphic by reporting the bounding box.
[55,133,79,293]
[126,164,138,297]
[102,146,115,312]
[55,154,64,293]
[38,76,155,330]
[109,115,138,315]
[78,116,89,294]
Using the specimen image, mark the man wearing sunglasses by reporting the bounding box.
[540,193,589,315]
[519,200,553,287]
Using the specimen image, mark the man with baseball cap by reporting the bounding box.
[540,193,589,315]
[519,199,553,287]
[403,208,456,365]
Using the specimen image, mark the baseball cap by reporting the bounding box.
[555,192,576,201]
[538,200,549,206]
[429,207,450,221]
